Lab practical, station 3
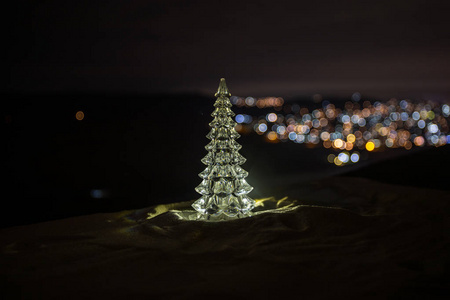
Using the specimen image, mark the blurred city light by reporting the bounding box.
[258,123,268,133]
[231,95,450,166]
[365,141,375,151]
[266,113,277,122]
[76,111,84,121]
[350,152,360,163]
[90,189,106,199]
[235,114,245,123]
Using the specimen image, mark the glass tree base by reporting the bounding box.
[145,197,297,223]
[172,210,254,222]
[191,194,255,220]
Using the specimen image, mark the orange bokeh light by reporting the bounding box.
[75,111,84,121]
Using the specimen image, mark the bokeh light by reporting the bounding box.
[267,113,277,122]
[75,111,84,121]
[235,114,245,123]
[365,141,375,151]
[258,123,268,133]
[267,131,277,141]
[338,152,349,163]
[350,152,360,163]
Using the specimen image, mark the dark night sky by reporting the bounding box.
[4,0,450,98]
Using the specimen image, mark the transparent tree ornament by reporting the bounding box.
[192,78,255,220]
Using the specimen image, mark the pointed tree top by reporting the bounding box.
[215,78,231,97]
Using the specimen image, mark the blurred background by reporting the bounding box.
[2,0,450,228]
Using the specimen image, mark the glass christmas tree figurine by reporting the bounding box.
[192,78,255,220]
